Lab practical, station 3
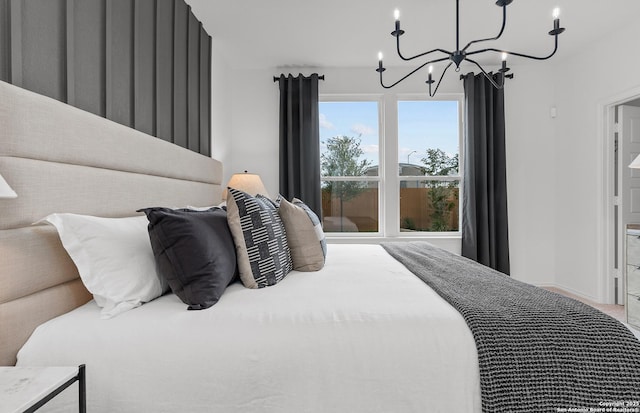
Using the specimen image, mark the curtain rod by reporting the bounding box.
[459,73,514,80]
[273,74,325,82]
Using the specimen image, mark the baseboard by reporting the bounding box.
[536,283,601,304]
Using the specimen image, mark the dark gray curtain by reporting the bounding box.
[277,73,322,217]
[461,73,510,274]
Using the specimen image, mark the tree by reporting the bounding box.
[420,148,458,176]
[321,136,372,230]
[420,148,459,231]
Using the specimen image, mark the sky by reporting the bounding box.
[319,100,459,168]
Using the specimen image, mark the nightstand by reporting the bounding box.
[626,225,640,329]
[0,365,85,413]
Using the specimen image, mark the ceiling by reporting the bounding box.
[187,0,640,70]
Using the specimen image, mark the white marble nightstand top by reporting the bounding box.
[0,367,78,413]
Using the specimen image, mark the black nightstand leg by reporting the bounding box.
[78,364,86,413]
[24,365,87,413]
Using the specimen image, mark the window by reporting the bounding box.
[319,95,462,237]
[398,100,461,232]
[319,100,380,233]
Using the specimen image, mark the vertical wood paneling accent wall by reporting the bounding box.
[0,0,211,156]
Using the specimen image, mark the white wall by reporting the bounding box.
[210,39,233,184]
[227,68,280,194]
[503,64,557,286]
[552,22,640,302]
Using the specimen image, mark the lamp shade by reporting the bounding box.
[630,154,640,169]
[0,173,17,199]
[222,171,269,200]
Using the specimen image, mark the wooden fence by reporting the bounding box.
[321,187,459,232]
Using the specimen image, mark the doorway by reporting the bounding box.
[600,89,640,309]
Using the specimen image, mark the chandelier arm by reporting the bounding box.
[466,35,559,61]
[429,62,454,97]
[379,56,451,89]
[461,5,507,53]
[466,58,505,89]
[396,35,451,61]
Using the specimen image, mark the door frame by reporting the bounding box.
[598,86,640,304]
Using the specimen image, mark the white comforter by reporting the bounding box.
[17,244,481,413]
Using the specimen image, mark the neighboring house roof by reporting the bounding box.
[364,163,424,176]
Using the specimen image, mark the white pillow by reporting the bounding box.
[39,214,164,319]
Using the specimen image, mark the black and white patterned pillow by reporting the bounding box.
[226,188,292,288]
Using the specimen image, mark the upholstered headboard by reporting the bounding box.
[0,81,223,365]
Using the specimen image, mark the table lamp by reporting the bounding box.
[222,171,269,200]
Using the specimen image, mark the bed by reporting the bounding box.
[1,80,639,413]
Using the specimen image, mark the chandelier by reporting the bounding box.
[376,0,566,97]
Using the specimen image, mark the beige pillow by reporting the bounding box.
[278,197,326,271]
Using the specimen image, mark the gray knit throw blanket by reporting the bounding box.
[381,242,640,413]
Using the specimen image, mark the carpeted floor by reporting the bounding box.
[543,287,640,338]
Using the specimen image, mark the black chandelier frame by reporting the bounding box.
[376,0,566,97]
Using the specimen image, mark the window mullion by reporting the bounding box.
[383,93,399,238]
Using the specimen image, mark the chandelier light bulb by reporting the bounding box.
[427,65,434,87]
[392,8,403,35]
[500,52,509,73]
[553,8,560,19]
[377,52,385,72]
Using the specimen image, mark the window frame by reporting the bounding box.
[396,94,464,237]
[318,92,464,239]
[319,94,385,237]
